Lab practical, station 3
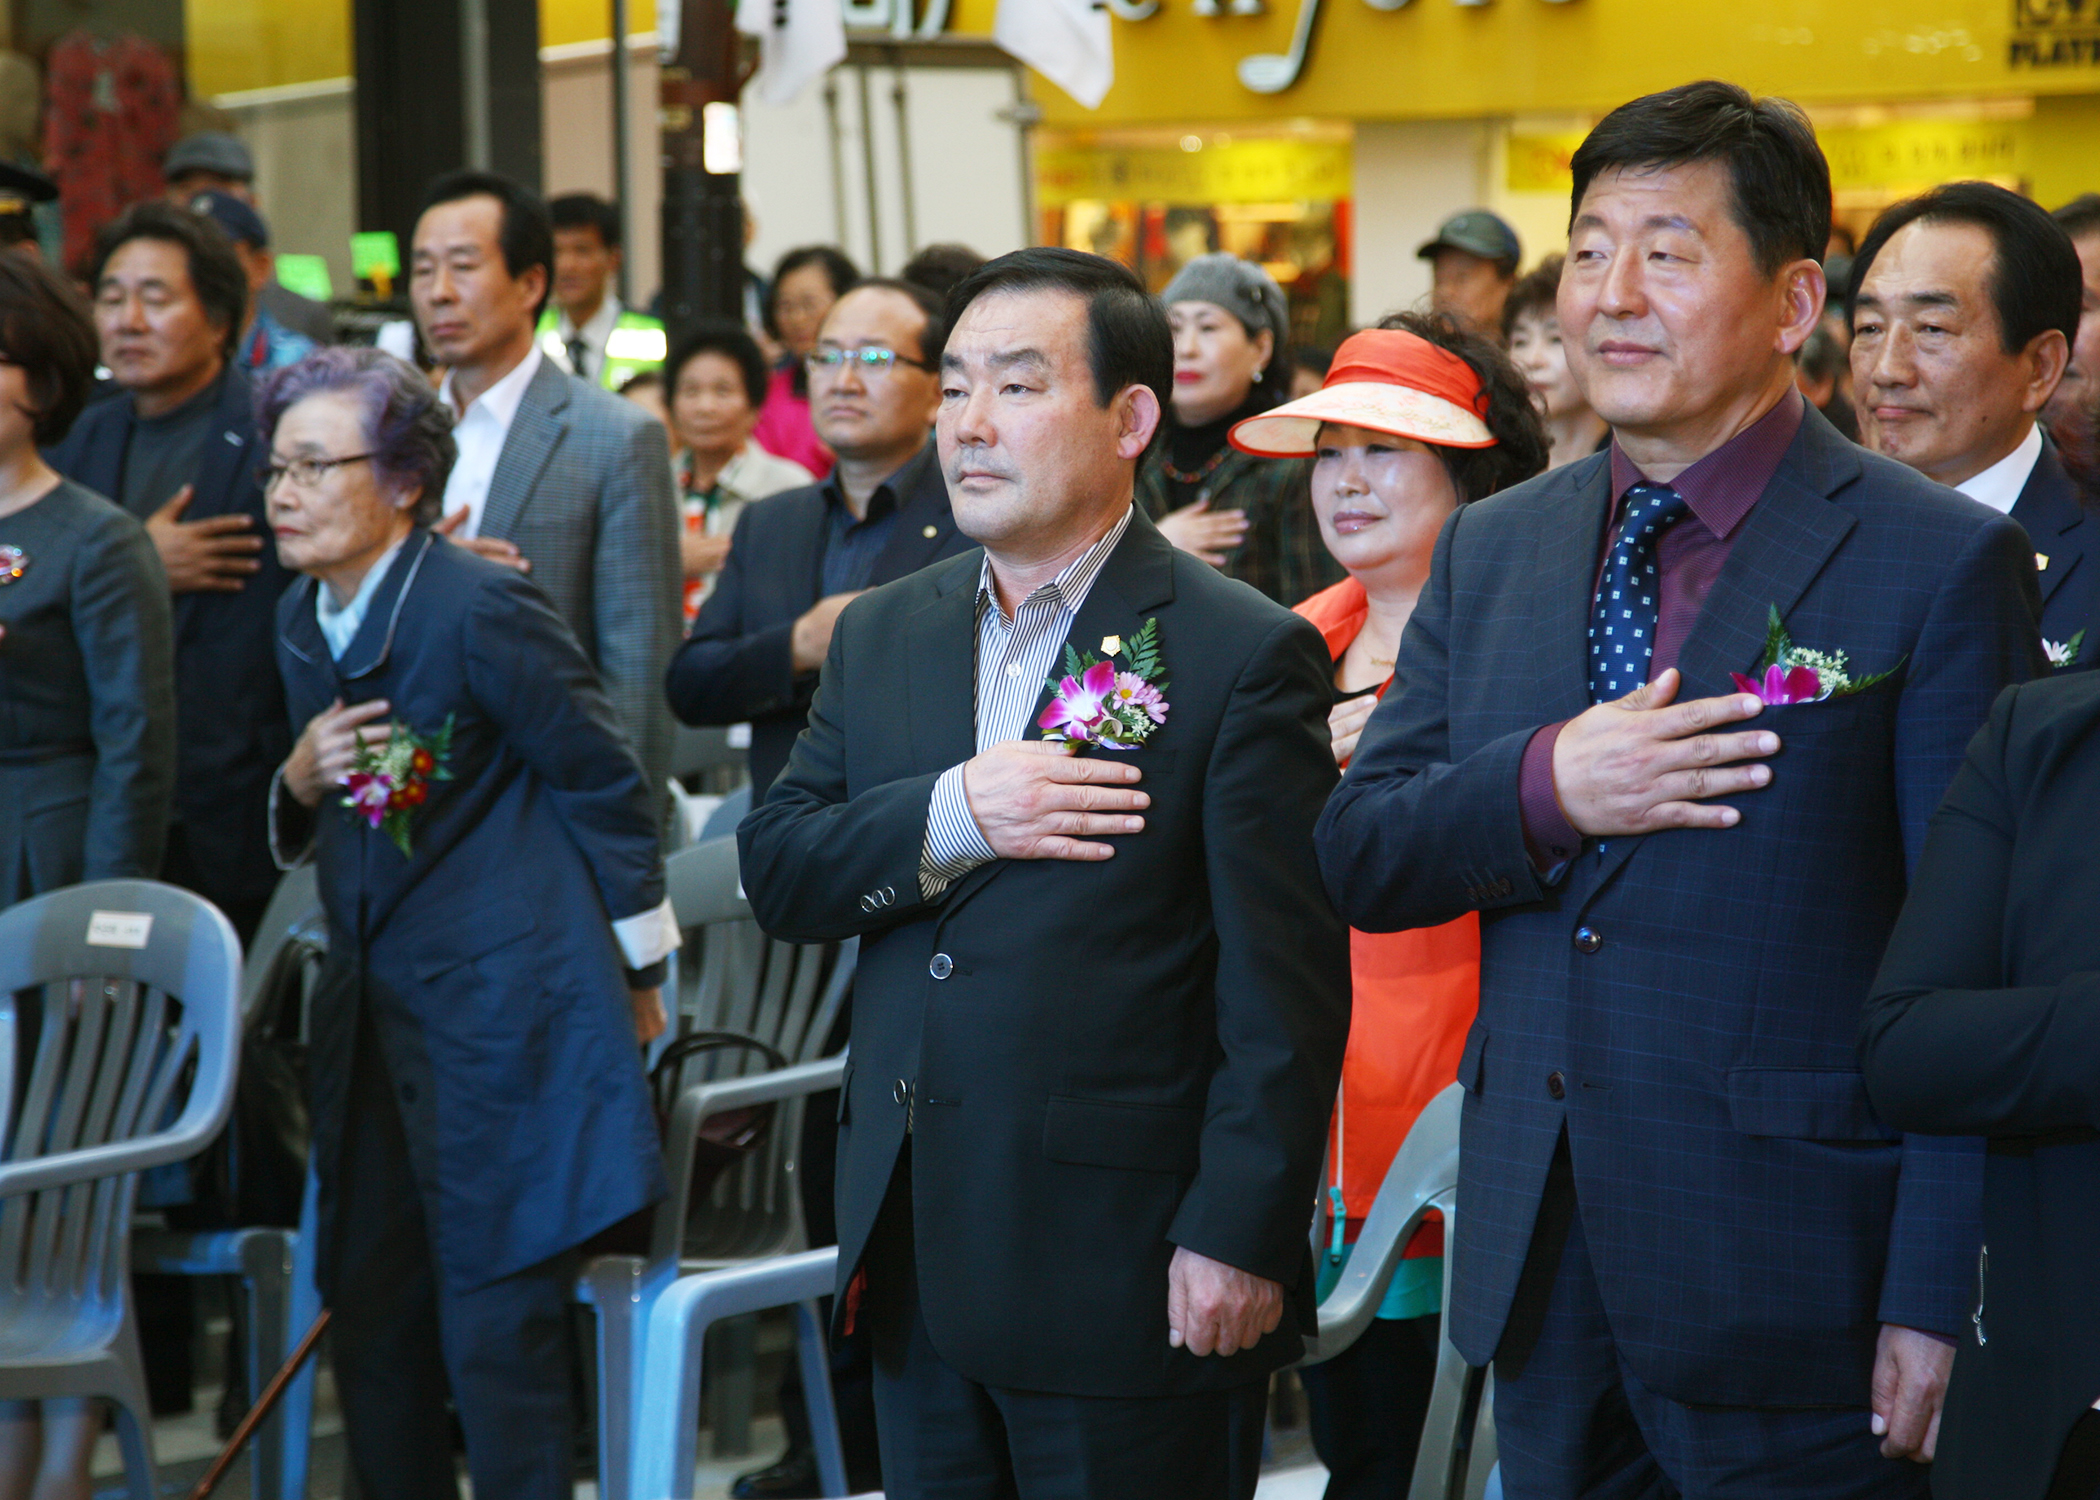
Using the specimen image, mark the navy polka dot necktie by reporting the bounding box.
[1588,482,1689,702]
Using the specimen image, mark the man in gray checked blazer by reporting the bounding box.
[411,170,681,794]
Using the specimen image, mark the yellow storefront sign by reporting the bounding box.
[1036,137,1354,207]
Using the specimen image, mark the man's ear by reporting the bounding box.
[1774,257,1827,357]
[1116,383,1163,461]
[2021,328,2072,414]
[519,261,549,314]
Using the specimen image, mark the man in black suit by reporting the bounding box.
[1851,182,2094,668]
[50,201,292,943]
[1315,84,2042,1496]
[667,277,967,798]
[739,248,1348,1499]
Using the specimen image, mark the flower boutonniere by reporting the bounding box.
[342,714,456,855]
[1732,607,1902,706]
[2046,629,2086,669]
[1038,618,1170,751]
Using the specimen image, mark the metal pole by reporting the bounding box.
[890,59,918,257]
[823,79,849,251]
[611,0,632,304]
[659,0,744,342]
[461,0,492,168]
[856,62,882,271]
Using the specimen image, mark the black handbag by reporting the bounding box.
[164,936,314,1231]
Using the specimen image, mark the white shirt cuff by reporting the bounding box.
[613,897,681,970]
[920,763,997,900]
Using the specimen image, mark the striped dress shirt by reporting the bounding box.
[919,505,1134,899]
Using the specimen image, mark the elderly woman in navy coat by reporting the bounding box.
[261,346,672,1500]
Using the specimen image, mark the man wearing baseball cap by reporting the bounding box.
[1417,209,1522,340]
[189,190,318,374]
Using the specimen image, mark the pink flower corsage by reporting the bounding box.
[1731,606,1901,706]
[340,714,455,855]
[1038,619,1170,751]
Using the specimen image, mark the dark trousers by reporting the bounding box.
[1300,1312,1441,1499]
[1492,1142,1929,1500]
[327,1011,578,1500]
[862,1149,1265,1500]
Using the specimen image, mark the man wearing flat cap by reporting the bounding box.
[1418,209,1522,340]
[165,131,336,347]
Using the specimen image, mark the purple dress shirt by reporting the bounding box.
[1518,390,1808,866]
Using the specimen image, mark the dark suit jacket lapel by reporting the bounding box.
[189,371,254,522]
[1588,415,1858,900]
[278,531,436,691]
[905,551,985,777]
[1531,453,1613,724]
[480,360,571,540]
[2011,442,2084,608]
[936,511,1176,915]
[66,400,132,500]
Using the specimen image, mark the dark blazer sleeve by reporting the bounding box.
[1316,504,1544,932]
[665,500,803,726]
[75,503,176,881]
[1168,613,1350,1285]
[465,572,666,924]
[1876,512,2046,1333]
[1863,685,2100,1136]
[738,602,943,943]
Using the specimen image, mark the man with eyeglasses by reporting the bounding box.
[669,276,966,801]
[665,274,965,1500]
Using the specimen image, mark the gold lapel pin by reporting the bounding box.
[922,524,938,539]
[2037,552,2050,571]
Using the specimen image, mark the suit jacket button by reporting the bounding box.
[1547,1071,1566,1101]
[929,953,953,979]
[860,896,874,912]
[892,1079,910,1106]
[1573,925,1602,954]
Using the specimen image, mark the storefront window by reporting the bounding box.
[1037,122,1354,349]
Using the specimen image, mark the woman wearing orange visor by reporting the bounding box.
[1233,315,1545,1498]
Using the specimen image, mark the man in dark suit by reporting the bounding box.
[50,201,292,944]
[1850,181,2094,669]
[667,277,968,799]
[739,248,1348,1499]
[1316,83,2045,1496]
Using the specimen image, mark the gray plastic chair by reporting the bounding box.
[1298,1083,1497,1500]
[672,723,749,795]
[580,834,853,1500]
[632,1248,845,1500]
[133,864,327,1500]
[0,879,244,1500]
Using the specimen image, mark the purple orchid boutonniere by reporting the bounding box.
[1038,618,1170,751]
[1731,607,1902,706]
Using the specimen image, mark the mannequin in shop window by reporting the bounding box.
[1137,251,1344,606]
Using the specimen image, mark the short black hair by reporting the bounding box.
[419,170,555,321]
[88,201,249,359]
[666,320,769,410]
[1570,80,1830,278]
[1372,309,1548,502]
[831,276,947,368]
[549,192,621,252]
[1502,253,1565,340]
[943,247,1171,420]
[900,243,986,301]
[1850,181,2081,355]
[2054,192,2100,244]
[0,251,99,445]
[763,245,860,339]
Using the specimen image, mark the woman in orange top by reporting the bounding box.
[1233,313,1544,1498]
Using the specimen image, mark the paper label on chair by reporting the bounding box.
[85,911,153,948]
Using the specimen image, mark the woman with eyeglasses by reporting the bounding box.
[259,346,671,1500]
[0,199,176,1500]
[754,244,859,479]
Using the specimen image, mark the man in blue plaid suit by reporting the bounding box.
[1317,83,2045,1496]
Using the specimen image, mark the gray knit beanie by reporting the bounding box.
[1160,253,1289,351]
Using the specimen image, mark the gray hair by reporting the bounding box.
[255,346,456,523]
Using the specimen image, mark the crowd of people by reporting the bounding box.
[8,70,2100,1500]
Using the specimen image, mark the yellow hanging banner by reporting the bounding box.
[1035,137,1354,207]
